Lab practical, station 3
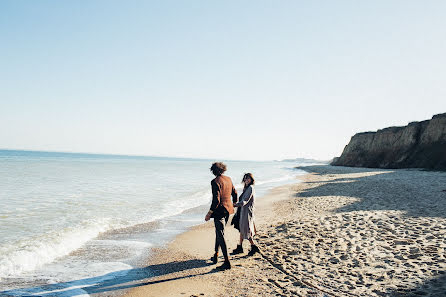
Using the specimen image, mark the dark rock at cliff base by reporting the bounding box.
[331,113,446,170]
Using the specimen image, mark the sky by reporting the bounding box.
[1,1,445,161]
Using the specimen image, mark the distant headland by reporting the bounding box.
[332,113,446,170]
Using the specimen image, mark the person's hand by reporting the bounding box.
[205,210,213,221]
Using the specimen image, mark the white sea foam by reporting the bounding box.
[164,189,212,214]
[0,218,122,278]
[31,285,91,297]
[2,261,133,296]
[256,174,296,186]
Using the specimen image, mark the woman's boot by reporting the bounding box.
[248,244,260,256]
[231,244,244,255]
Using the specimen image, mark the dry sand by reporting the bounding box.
[117,165,446,297]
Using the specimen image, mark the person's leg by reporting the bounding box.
[215,216,231,269]
[215,217,229,260]
[214,223,220,254]
[211,220,220,264]
[231,234,244,255]
[248,236,260,256]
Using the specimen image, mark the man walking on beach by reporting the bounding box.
[205,162,238,270]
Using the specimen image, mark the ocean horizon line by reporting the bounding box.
[0,148,276,163]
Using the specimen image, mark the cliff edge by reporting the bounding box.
[331,113,446,170]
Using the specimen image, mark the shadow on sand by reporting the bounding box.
[1,259,215,297]
[295,165,446,296]
[388,273,446,296]
[296,165,446,219]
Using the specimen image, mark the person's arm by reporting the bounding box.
[231,184,238,204]
[210,180,220,211]
[235,186,253,207]
[206,180,220,221]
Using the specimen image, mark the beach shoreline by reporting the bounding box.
[111,175,302,297]
[109,165,446,297]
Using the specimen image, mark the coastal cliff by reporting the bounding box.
[331,113,446,170]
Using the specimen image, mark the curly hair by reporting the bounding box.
[210,162,227,176]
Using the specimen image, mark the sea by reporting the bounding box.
[0,150,313,296]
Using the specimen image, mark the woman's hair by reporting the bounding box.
[210,162,227,176]
[242,173,255,186]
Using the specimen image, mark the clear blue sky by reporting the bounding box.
[1,1,445,160]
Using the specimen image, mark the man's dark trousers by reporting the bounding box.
[214,215,229,259]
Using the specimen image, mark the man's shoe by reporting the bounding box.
[230,244,244,255]
[210,253,218,264]
[216,261,231,270]
[248,245,260,256]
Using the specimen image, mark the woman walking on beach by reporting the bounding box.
[232,173,260,256]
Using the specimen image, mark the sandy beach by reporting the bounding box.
[116,165,446,297]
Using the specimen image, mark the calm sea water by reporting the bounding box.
[0,150,309,295]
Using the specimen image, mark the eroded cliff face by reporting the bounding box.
[332,113,446,170]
